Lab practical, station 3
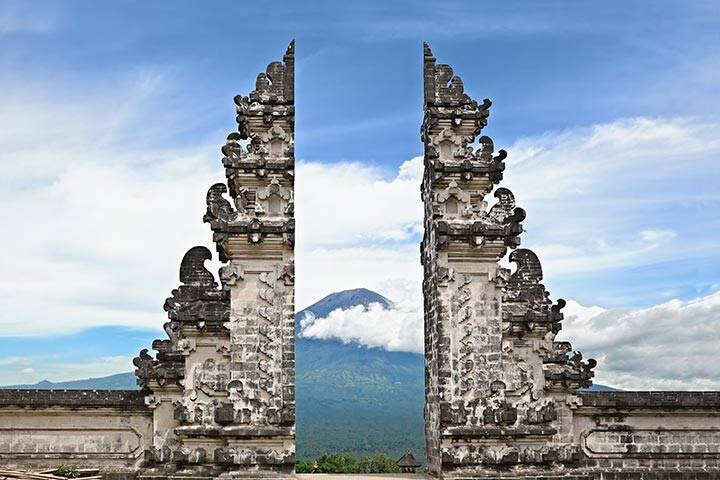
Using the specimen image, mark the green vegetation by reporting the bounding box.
[296,337,425,460]
[55,465,80,478]
[296,453,401,474]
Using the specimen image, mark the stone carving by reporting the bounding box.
[420,42,720,480]
[422,42,596,478]
[135,41,295,480]
[4,41,720,479]
[204,183,238,224]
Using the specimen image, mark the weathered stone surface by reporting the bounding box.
[421,42,720,480]
[0,390,152,471]
[0,389,147,408]
[2,41,720,480]
[135,41,296,480]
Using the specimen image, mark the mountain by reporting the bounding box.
[584,383,619,392]
[295,289,423,460]
[5,371,137,390]
[2,287,617,462]
[295,288,392,331]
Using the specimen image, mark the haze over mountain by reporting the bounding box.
[2,288,617,460]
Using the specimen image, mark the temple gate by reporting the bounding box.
[0,41,719,480]
[421,43,720,480]
[134,41,296,480]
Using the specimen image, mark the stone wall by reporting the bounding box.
[0,42,295,480]
[0,390,151,471]
[1,41,719,480]
[420,42,720,480]
[574,392,720,476]
[134,41,296,480]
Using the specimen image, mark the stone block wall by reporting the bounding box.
[0,390,151,471]
[134,41,296,480]
[574,392,720,476]
[420,43,720,480]
[1,41,720,480]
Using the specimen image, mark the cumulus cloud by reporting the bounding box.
[559,291,720,390]
[294,155,423,308]
[295,156,423,246]
[298,290,720,390]
[300,300,423,353]
[1,63,719,390]
[506,118,720,239]
[0,75,221,336]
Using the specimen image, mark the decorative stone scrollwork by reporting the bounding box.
[221,132,247,169]
[219,262,244,289]
[423,43,597,477]
[193,358,229,396]
[134,246,229,392]
[544,342,597,391]
[435,181,473,218]
[256,178,292,217]
[133,349,156,390]
[488,188,519,224]
[504,249,567,335]
[506,249,550,309]
[133,41,295,480]
[257,125,293,159]
[214,446,294,466]
[427,128,469,162]
[204,183,238,224]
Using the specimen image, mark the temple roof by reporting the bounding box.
[396,449,421,467]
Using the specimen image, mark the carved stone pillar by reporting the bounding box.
[135,42,295,480]
[421,43,595,479]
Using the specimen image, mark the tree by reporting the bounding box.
[315,454,359,473]
[358,453,401,473]
[295,460,314,473]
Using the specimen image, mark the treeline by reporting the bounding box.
[296,453,402,473]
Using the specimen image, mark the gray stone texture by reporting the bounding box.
[0,41,719,480]
[135,40,296,480]
[420,42,720,479]
[0,390,152,471]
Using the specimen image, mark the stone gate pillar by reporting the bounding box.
[135,42,295,480]
[421,43,595,479]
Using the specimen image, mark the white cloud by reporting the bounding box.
[298,289,720,390]
[559,291,720,390]
[294,156,424,308]
[300,300,423,353]
[0,64,719,391]
[0,76,221,336]
[295,156,423,247]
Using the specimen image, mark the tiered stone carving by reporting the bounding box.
[135,41,295,480]
[421,43,595,478]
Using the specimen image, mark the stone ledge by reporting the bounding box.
[579,391,720,409]
[0,389,148,409]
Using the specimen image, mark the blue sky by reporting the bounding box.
[1,0,719,388]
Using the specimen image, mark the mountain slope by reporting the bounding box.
[5,371,137,390]
[295,288,392,330]
[295,288,423,459]
[2,287,617,461]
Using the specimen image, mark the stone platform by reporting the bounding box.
[297,476,429,479]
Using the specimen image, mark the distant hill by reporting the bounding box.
[584,383,619,392]
[1,287,617,461]
[295,287,392,329]
[295,289,422,460]
[5,371,137,390]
